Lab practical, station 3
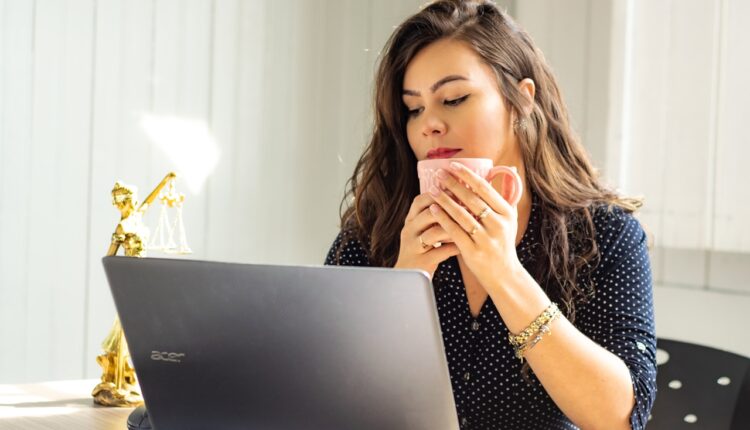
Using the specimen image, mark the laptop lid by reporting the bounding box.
[102,256,459,430]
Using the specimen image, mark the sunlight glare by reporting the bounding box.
[140,114,221,194]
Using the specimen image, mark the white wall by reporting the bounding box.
[0,0,426,384]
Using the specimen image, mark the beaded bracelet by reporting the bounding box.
[508,302,560,348]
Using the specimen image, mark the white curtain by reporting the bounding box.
[607,0,750,252]
[0,0,426,383]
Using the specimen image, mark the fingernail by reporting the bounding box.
[429,186,440,197]
[437,169,449,180]
[449,162,462,171]
[429,204,440,213]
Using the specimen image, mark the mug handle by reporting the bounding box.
[486,166,523,207]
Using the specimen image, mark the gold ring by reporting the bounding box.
[419,235,430,249]
[469,226,479,236]
[478,207,491,219]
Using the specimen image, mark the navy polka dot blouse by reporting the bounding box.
[325,193,657,429]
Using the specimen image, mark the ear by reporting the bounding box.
[517,78,536,116]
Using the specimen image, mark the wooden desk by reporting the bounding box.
[0,379,133,429]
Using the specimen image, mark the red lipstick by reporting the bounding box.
[426,148,462,159]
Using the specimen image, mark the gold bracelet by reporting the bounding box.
[513,313,560,363]
[508,302,560,347]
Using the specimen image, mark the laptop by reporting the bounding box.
[102,256,459,430]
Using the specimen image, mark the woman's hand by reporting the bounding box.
[394,193,460,278]
[427,162,523,291]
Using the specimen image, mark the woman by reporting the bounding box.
[325,1,656,429]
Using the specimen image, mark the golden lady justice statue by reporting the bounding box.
[92,172,191,406]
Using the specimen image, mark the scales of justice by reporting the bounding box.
[92,172,192,407]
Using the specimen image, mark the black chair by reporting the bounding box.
[648,338,750,429]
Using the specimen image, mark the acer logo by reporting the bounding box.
[151,351,185,363]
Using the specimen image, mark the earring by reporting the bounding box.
[513,117,528,131]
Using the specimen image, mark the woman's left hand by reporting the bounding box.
[428,161,523,292]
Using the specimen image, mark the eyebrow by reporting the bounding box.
[402,75,469,97]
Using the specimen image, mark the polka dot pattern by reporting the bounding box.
[325,193,657,429]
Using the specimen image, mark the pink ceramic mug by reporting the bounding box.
[417,158,523,206]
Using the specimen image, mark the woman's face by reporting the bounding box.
[402,38,520,166]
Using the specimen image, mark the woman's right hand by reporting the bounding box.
[394,193,460,278]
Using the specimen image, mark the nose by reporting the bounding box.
[420,111,447,137]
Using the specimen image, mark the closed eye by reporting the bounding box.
[445,94,470,106]
[406,94,470,118]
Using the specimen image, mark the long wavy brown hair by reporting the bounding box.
[337,0,641,324]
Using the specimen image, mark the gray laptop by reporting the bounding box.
[102,256,459,430]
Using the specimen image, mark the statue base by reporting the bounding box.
[92,381,143,407]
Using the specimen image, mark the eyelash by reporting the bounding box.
[407,94,470,117]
